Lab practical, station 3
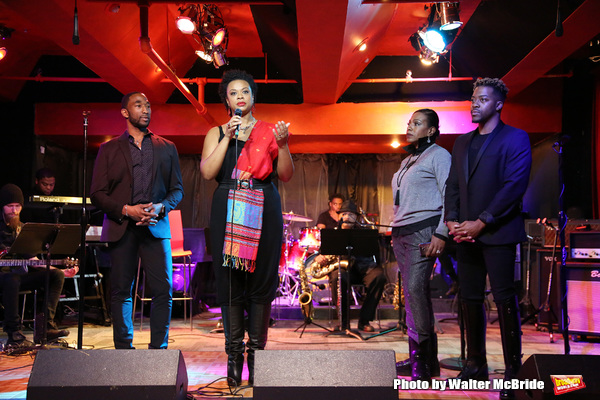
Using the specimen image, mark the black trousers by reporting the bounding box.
[1,268,64,333]
[456,241,518,304]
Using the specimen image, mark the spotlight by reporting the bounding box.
[439,2,462,31]
[419,47,439,65]
[211,28,226,47]
[212,47,228,68]
[195,49,213,63]
[0,47,6,61]
[176,5,199,34]
[421,28,446,53]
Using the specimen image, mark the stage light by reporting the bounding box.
[419,47,439,65]
[211,28,226,47]
[0,47,6,61]
[195,49,213,63]
[422,28,446,53]
[176,5,199,34]
[439,2,462,31]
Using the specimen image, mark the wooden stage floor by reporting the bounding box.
[1,304,599,399]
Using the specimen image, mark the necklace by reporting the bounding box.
[239,118,257,133]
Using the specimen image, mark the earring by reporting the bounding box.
[427,135,431,143]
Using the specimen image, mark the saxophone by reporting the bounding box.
[309,255,349,279]
[297,248,313,320]
[392,279,405,310]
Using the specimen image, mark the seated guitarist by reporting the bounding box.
[0,184,78,349]
[312,200,386,332]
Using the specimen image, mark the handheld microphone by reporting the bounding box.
[234,108,242,137]
[72,2,80,45]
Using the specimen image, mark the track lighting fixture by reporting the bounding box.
[176,4,229,69]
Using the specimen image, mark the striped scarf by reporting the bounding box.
[222,187,264,272]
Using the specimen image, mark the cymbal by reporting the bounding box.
[282,212,313,222]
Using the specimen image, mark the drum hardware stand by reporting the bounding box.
[520,220,559,343]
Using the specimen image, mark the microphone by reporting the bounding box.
[234,108,242,137]
[555,1,563,37]
[72,1,80,45]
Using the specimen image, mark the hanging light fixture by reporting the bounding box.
[439,2,462,31]
[176,4,229,68]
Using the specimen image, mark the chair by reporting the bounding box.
[134,210,194,330]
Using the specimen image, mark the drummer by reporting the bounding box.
[316,193,344,230]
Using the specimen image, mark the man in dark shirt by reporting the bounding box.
[313,200,385,332]
[316,193,344,229]
[90,92,183,350]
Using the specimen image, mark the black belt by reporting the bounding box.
[219,179,273,190]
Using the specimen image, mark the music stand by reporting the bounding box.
[8,223,81,346]
[320,228,379,341]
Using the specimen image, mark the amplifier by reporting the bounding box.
[570,231,600,260]
[565,261,600,336]
[525,220,600,248]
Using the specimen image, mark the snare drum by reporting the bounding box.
[298,227,321,252]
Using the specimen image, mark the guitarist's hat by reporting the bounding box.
[0,184,24,208]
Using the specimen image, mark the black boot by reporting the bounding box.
[412,339,432,381]
[429,331,441,377]
[221,305,245,386]
[396,337,416,376]
[456,301,489,381]
[497,297,522,400]
[247,302,272,386]
[34,313,70,344]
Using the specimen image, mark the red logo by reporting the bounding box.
[551,375,586,395]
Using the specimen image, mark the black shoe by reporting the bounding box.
[358,322,375,332]
[6,331,34,348]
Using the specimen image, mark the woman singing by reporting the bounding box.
[200,70,293,386]
[391,109,451,381]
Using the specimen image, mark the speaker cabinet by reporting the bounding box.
[27,349,188,400]
[516,354,600,399]
[564,261,600,336]
[253,350,397,400]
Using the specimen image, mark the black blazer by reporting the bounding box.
[444,122,531,245]
[90,132,184,243]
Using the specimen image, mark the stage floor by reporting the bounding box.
[1,304,599,399]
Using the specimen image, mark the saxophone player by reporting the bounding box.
[312,200,385,332]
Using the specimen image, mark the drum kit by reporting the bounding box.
[278,212,326,306]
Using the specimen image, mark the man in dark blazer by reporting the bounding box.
[91,92,183,349]
[444,78,531,400]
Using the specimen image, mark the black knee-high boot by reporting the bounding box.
[497,297,522,400]
[221,305,245,386]
[456,300,489,380]
[412,338,432,381]
[396,337,416,376]
[247,302,271,386]
[429,331,440,377]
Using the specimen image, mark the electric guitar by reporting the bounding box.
[0,249,79,272]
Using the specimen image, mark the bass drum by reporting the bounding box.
[303,253,329,284]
